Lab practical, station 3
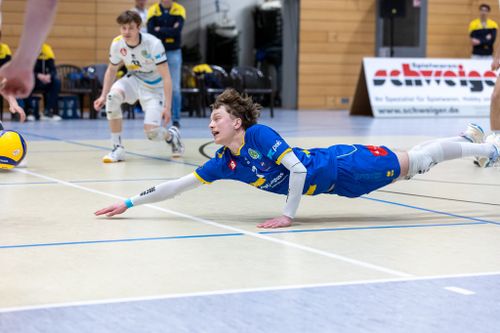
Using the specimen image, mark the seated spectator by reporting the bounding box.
[0,31,26,122]
[24,42,61,121]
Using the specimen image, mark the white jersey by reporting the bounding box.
[109,33,167,86]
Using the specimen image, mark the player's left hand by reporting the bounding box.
[9,102,26,122]
[94,202,128,217]
[257,215,293,228]
[162,106,171,126]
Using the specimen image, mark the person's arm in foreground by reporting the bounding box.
[94,173,201,217]
[0,0,58,97]
[257,151,307,228]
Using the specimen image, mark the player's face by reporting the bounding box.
[162,0,174,8]
[209,106,241,145]
[120,23,140,43]
[480,8,489,20]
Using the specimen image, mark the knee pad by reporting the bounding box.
[145,127,167,141]
[407,149,436,179]
[106,90,124,120]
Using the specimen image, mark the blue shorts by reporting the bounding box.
[331,144,400,198]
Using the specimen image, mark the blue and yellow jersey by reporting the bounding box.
[194,124,338,196]
[146,1,185,51]
[469,18,498,55]
[0,43,12,67]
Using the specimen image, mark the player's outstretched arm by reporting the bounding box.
[95,173,201,217]
[257,151,307,229]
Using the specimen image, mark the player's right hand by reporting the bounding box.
[94,96,106,111]
[94,202,128,217]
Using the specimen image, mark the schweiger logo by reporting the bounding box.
[373,63,497,92]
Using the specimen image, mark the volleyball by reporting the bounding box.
[0,130,27,169]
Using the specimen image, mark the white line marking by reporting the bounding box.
[1,271,498,313]
[444,286,476,295]
[15,169,412,278]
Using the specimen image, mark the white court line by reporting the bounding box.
[14,168,412,278]
[1,270,498,314]
[444,286,476,295]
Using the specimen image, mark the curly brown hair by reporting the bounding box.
[212,89,261,129]
[116,10,142,26]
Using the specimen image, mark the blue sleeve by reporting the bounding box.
[194,150,228,184]
[249,125,292,165]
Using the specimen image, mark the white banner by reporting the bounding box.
[363,57,497,117]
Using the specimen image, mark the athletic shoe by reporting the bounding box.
[460,123,487,167]
[50,114,62,121]
[167,126,184,157]
[480,133,500,168]
[460,123,485,143]
[102,145,126,163]
[26,115,35,122]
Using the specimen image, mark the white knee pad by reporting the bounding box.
[106,90,124,120]
[406,149,436,179]
[145,127,168,141]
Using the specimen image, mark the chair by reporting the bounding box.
[181,65,204,117]
[56,64,98,119]
[202,65,234,107]
[230,66,275,117]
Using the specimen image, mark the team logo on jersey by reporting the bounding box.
[248,148,261,160]
[366,145,388,156]
[120,48,127,56]
[228,159,237,170]
[141,50,151,58]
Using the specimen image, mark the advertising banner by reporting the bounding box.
[351,57,497,117]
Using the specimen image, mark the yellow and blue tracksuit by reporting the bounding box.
[469,18,498,56]
[146,1,186,51]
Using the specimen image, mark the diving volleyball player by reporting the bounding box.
[96,89,500,228]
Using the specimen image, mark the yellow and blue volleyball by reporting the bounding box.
[0,130,27,169]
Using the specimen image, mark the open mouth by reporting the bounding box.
[212,131,219,138]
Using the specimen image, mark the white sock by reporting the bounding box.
[459,142,496,159]
[411,136,468,151]
[407,141,495,178]
[111,132,122,147]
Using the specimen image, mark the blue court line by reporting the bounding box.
[20,131,201,167]
[363,196,500,226]
[0,233,243,249]
[258,221,487,234]
[0,177,176,187]
[0,221,486,250]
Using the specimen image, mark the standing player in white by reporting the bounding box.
[94,10,184,163]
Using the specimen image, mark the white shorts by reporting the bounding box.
[111,74,164,126]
